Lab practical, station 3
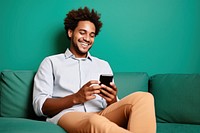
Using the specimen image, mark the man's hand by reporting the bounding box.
[99,82,118,105]
[73,80,101,104]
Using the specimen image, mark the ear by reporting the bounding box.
[68,29,73,38]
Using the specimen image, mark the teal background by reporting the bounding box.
[0,0,200,75]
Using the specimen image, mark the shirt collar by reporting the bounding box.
[64,49,92,61]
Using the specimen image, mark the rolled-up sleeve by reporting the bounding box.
[32,57,54,116]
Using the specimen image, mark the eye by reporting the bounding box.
[79,31,86,35]
[90,33,95,38]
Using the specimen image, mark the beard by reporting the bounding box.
[70,37,92,57]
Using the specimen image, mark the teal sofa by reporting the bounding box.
[0,70,200,133]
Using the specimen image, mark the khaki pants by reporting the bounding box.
[58,92,156,133]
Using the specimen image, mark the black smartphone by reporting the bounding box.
[99,74,113,87]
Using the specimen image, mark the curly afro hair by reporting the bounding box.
[64,7,103,39]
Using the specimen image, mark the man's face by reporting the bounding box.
[68,21,96,58]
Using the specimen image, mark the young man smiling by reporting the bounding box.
[68,21,96,57]
[33,7,156,133]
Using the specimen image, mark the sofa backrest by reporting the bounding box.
[0,70,149,119]
[114,72,149,99]
[0,70,40,119]
[149,74,200,125]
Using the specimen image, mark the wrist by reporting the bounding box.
[72,93,81,105]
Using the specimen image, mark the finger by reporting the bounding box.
[100,88,110,97]
[90,89,101,94]
[110,82,117,91]
[86,95,96,101]
[100,87,115,98]
[85,80,100,87]
[99,93,113,102]
[101,84,117,95]
[87,85,101,93]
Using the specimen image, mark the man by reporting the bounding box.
[33,7,156,133]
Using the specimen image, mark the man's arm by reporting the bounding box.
[42,94,78,117]
[42,80,101,117]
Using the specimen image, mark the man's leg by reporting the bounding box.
[99,92,156,133]
[58,112,131,133]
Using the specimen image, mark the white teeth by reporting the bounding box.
[81,43,89,47]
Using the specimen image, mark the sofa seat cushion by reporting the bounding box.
[150,74,200,124]
[0,117,65,133]
[157,123,200,133]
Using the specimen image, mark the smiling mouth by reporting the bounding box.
[81,42,89,47]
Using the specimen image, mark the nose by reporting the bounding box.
[83,34,90,42]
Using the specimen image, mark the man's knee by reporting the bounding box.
[134,92,154,100]
[124,92,154,104]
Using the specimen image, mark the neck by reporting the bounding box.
[69,48,87,58]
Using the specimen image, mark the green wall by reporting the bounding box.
[0,0,200,75]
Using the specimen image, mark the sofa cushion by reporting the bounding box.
[157,122,200,133]
[0,70,38,119]
[114,72,149,99]
[149,74,200,124]
[0,117,65,133]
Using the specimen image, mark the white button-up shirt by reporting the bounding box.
[33,49,113,124]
